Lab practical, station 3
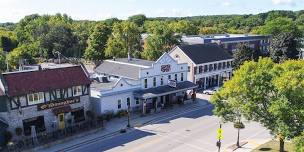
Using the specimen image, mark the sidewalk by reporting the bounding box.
[223,139,271,152]
[37,99,209,152]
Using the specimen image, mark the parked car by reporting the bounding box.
[203,87,219,95]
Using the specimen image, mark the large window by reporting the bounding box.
[175,74,178,81]
[73,86,82,96]
[144,79,148,88]
[204,65,208,72]
[199,66,203,74]
[118,99,121,109]
[209,64,213,72]
[214,63,217,71]
[27,92,44,105]
[127,98,130,107]
[160,77,164,85]
[153,77,156,87]
[181,73,184,81]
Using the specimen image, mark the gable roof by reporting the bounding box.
[176,44,233,64]
[94,60,144,80]
[2,66,91,97]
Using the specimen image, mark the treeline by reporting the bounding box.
[0,10,303,71]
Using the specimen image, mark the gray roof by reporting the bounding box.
[114,58,154,67]
[91,80,118,91]
[94,60,142,80]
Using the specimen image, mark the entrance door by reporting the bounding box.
[58,113,65,129]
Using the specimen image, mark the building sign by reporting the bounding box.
[168,80,177,88]
[37,97,80,111]
[161,64,171,72]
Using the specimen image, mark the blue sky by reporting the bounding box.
[0,0,303,22]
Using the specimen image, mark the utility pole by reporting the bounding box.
[217,123,223,152]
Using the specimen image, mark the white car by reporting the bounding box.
[203,87,219,95]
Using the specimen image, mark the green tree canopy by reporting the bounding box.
[84,23,111,61]
[105,21,141,58]
[128,14,147,27]
[233,43,260,69]
[7,45,35,69]
[211,58,304,152]
[169,20,198,35]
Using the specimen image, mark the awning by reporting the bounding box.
[134,81,198,99]
[52,106,72,115]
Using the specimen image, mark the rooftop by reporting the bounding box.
[176,44,233,64]
[1,66,91,96]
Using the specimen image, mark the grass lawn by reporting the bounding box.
[252,140,295,152]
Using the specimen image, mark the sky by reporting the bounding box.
[0,0,303,23]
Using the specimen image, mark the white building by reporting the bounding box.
[91,53,197,115]
[169,44,234,89]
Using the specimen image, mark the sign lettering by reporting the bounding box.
[161,65,171,72]
[168,80,177,88]
[37,97,80,111]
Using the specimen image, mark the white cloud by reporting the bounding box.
[272,0,296,5]
[222,1,232,7]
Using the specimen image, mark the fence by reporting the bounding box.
[6,120,104,152]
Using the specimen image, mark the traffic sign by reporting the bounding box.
[217,128,223,139]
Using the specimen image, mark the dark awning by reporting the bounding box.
[52,106,72,115]
[134,81,198,99]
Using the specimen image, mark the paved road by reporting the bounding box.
[64,99,271,152]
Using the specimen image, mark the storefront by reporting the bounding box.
[134,81,198,114]
[22,116,46,136]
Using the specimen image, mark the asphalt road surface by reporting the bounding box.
[65,103,271,152]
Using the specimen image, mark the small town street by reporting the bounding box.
[41,94,272,152]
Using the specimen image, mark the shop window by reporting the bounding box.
[27,92,44,105]
[73,86,82,96]
[118,100,122,109]
[160,77,164,85]
[153,77,156,87]
[144,79,147,88]
[181,73,184,81]
[72,108,85,123]
[23,116,46,136]
[175,74,178,81]
[135,98,139,105]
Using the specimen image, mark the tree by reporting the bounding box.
[0,48,7,72]
[142,21,180,60]
[84,23,111,61]
[211,58,304,152]
[7,45,35,69]
[269,33,300,63]
[254,17,299,36]
[105,21,141,58]
[128,14,147,27]
[294,132,304,152]
[234,120,245,147]
[233,43,260,69]
[170,20,198,35]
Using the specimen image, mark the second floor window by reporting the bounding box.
[28,92,44,105]
[214,63,217,71]
[218,63,222,70]
[199,66,203,74]
[175,74,178,81]
[204,65,208,72]
[209,64,213,71]
[223,62,226,69]
[127,98,130,107]
[56,89,61,99]
[73,86,82,96]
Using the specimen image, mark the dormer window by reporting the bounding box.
[73,86,82,96]
[27,92,44,105]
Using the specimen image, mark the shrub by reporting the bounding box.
[104,111,114,121]
[116,110,127,118]
[15,127,23,136]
